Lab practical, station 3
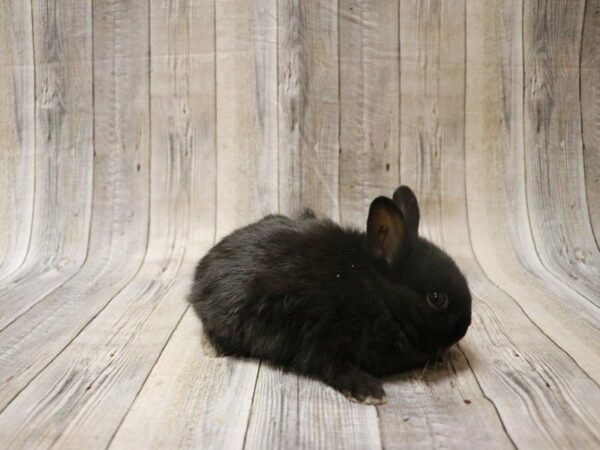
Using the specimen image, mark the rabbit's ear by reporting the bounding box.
[392,186,419,236]
[367,197,407,265]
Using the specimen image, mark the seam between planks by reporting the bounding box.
[213,0,218,245]
[463,187,600,390]
[241,361,263,450]
[337,0,342,224]
[0,0,97,329]
[578,0,600,252]
[457,344,518,450]
[276,0,280,215]
[15,0,37,281]
[459,1,517,446]
[0,0,37,282]
[0,244,152,415]
[461,45,600,391]
[0,0,155,406]
[520,0,599,307]
[105,303,192,450]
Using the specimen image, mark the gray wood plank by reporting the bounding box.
[110,2,259,448]
[462,1,600,447]
[0,0,151,412]
[0,264,190,449]
[465,0,600,382]
[582,0,600,242]
[215,0,278,238]
[245,364,381,450]
[110,310,259,450]
[379,348,513,449]
[243,365,301,449]
[244,3,381,448]
[388,2,515,448]
[339,0,400,228]
[0,0,216,446]
[523,0,600,302]
[0,0,35,279]
[0,1,599,448]
[0,0,94,327]
[278,0,340,217]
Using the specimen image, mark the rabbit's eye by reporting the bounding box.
[426,291,448,308]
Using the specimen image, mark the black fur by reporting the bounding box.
[189,186,471,403]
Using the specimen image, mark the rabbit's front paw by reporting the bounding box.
[333,368,387,405]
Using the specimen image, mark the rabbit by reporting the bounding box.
[189,186,472,404]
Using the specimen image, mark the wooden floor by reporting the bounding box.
[1,0,599,448]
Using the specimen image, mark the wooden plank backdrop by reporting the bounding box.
[0,0,598,448]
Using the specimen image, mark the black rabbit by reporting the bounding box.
[189,186,471,404]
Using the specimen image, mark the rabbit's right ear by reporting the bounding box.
[392,186,419,237]
[367,197,408,266]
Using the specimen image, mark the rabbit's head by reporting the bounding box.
[367,186,472,354]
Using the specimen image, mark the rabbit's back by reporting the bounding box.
[188,213,380,365]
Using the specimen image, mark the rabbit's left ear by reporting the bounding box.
[367,197,407,266]
[392,186,419,237]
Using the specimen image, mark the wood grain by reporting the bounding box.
[379,348,513,449]
[111,2,257,448]
[216,0,278,238]
[465,0,600,383]
[399,0,466,244]
[0,0,151,411]
[111,310,259,450]
[338,0,400,228]
[582,0,600,241]
[0,0,94,328]
[0,0,215,446]
[245,364,381,450]
[0,1,599,448]
[0,0,35,278]
[278,0,340,217]
[523,0,600,302]
[463,1,600,447]
[391,2,517,448]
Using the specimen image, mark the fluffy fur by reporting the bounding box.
[189,186,471,404]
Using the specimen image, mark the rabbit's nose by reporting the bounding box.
[446,318,470,345]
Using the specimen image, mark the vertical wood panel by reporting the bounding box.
[339,0,400,228]
[581,0,600,240]
[0,0,94,325]
[465,1,600,447]
[0,0,217,446]
[109,1,254,448]
[523,0,600,301]
[0,0,151,411]
[278,0,340,217]
[398,0,465,244]
[248,3,381,448]
[332,0,401,443]
[216,0,278,237]
[0,1,599,448]
[465,0,600,382]
[30,0,94,268]
[382,2,514,448]
[0,0,35,278]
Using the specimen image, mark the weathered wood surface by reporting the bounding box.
[1,0,599,448]
[0,0,94,329]
[278,0,340,217]
[0,0,35,279]
[582,0,600,240]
